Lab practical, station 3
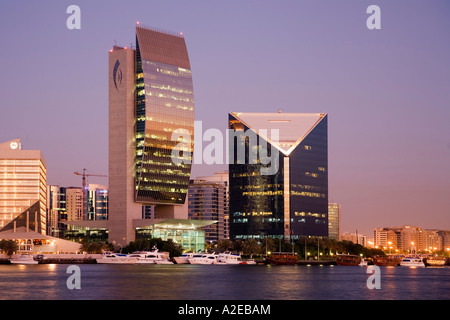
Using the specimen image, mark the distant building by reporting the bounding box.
[0,138,47,234]
[188,174,227,242]
[328,203,340,241]
[374,225,449,253]
[340,232,367,247]
[86,184,108,221]
[46,185,67,238]
[65,187,83,222]
[228,112,328,241]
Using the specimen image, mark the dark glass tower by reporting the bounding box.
[228,112,328,241]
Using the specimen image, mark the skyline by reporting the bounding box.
[1,1,449,237]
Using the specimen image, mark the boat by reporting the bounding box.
[188,253,218,265]
[424,256,447,267]
[173,252,196,264]
[9,254,39,265]
[214,252,242,265]
[335,254,362,266]
[266,252,298,265]
[359,258,368,266]
[240,259,257,265]
[372,255,402,266]
[128,248,172,264]
[95,252,138,264]
[400,256,425,267]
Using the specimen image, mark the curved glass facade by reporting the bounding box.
[134,27,194,205]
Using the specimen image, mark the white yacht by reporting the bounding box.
[188,253,217,265]
[128,247,172,264]
[9,254,39,265]
[215,253,242,265]
[173,252,196,264]
[400,256,425,267]
[95,252,137,264]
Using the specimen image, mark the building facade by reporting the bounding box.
[46,185,67,237]
[0,139,47,234]
[86,184,108,221]
[328,203,340,241]
[374,225,450,253]
[108,24,199,247]
[188,178,226,242]
[228,112,328,241]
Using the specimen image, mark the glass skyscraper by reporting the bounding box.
[108,24,198,247]
[228,112,328,241]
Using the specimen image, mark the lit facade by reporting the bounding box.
[328,203,340,241]
[228,112,328,241]
[0,139,47,234]
[188,178,226,242]
[86,184,108,221]
[108,25,197,247]
[46,185,67,237]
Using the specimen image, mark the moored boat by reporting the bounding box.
[188,253,217,265]
[128,248,172,264]
[9,254,39,265]
[173,252,196,264]
[335,254,362,266]
[215,252,242,265]
[266,252,298,265]
[95,252,137,264]
[400,256,425,267]
[240,259,257,265]
[372,255,402,266]
[423,256,447,267]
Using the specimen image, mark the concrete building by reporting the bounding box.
[0,138,47,234]
[188,177,227,242]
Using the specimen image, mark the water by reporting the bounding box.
[0,264,449,300]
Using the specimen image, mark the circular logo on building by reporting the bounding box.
[10,142,18,149]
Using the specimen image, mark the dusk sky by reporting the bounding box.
[1,1,449,237]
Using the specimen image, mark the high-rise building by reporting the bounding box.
[328,203,340,241]
[86,184,108,221]
[228,112,328,241]
[65,187,83,221]
[196,171,229,240]
[188,177,227,242]
[108,24,201,247]
[0,138,47,234]
[46,185,67,237]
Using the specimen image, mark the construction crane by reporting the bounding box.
[74,168,107,191]
[74,168,107,220]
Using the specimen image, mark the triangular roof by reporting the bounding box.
[230,112,326,156]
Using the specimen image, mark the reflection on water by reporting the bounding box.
[0,264,449,300]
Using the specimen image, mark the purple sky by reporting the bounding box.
[1,1,449,237]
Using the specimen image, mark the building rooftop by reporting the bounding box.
[230,112,327,155]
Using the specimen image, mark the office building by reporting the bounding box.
[328,203,340,241]
[46,185,67,237]
[86,184,108,221]
[0,138,47,234]
[196,171,229,240]
[228,112,328,241]
[188,177,227,242]
[107,24,207,249]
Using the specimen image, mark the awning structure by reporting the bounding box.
[0,227,81,253]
